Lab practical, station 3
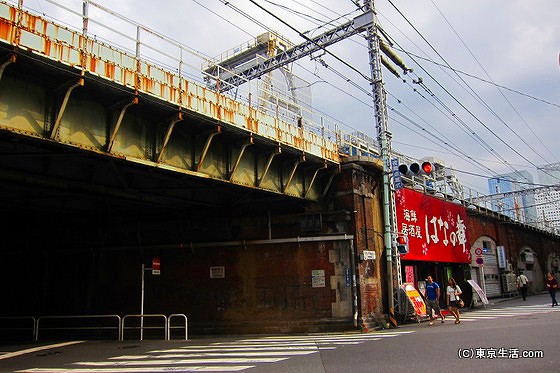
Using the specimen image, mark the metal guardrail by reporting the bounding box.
[2,313,189,342]
[168,313,188,341]
[0,316,36,341]
[36,314,121,341]
[121,314,168,341]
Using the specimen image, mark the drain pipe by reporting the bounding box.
[349,239,360,328]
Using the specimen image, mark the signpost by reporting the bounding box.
[141,258,161,339]
[152,257,161,275]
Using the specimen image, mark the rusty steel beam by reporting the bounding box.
[157,112,183,164]
[196,126,222,173]
[107,97,138,152]
[229,135,254,182]
[50,78,84,140]
[321,166,340,199]
[283,154,305,194]
[304,161,327,199]
[257,145,281,188]
[0,55,14,82]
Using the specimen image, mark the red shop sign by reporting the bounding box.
[395,188,470,263]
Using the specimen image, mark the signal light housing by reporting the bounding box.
[398,161,434,176]
[395,234,409,254]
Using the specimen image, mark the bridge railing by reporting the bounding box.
[0,0,347,163]
[0,0,387,164]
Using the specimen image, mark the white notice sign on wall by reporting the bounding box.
[311,270,325,288]
[210,266,225,279]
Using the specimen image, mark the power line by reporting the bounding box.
[394,50,560,110]
[429,0,557,166]
[384,0,553,185]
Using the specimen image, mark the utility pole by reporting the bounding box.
[363,0,399,326]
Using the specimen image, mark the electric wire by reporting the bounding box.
[212,0,557,196]
[429,0,557,166]
[247,0,372,82]
[385,0,557,184]
[395,50,560,111]
[238,0,528,193]
[267,2,535,189]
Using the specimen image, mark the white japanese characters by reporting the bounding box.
[400,209,467,251]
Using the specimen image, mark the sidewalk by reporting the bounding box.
[427,292,548,321]
[410,292,525,325]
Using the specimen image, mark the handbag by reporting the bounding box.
[457,298,465,308]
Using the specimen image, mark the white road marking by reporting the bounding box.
[0,341,85,360]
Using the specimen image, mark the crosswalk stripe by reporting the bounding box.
[456,303,558,322]
[74,357,287,366]
[15,328,414,372]
[17,367,253,372]
[148,345,320,353]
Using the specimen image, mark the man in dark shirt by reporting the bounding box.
[425,275,445,325]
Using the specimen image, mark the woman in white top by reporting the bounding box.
[446,277,462,324]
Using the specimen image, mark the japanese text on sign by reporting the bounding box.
[395,188,470,263]
[400,209,467,250]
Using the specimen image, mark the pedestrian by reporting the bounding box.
[446,277,462,324]
[516,271,529,301]
[424,275,445,325]
[545,272,558,307]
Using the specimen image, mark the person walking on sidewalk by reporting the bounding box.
[425,276,445,325]
[517,271,529,301]
[545,272,558,307]
[446,277,462,324]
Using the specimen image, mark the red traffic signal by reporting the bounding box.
[398,161,434,176]
[421,161,433,174]
[395,234,409,254]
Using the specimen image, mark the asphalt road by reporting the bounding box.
[1,293,559,373]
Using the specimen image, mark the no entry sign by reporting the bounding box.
[152,257,161,275]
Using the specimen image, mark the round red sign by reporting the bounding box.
[152,257,161,270]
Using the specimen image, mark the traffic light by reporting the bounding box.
[398,161,434,176]
[395,234,409,254]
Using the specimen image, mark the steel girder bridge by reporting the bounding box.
[0,1,378,219]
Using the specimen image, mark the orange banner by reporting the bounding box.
[402,283,427,317]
